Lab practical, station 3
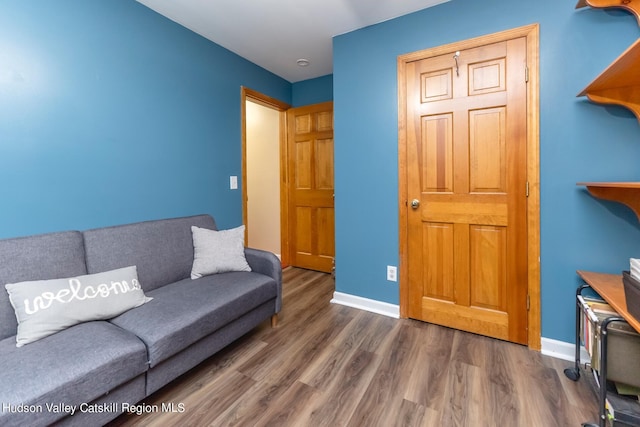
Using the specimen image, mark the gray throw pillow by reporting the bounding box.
[191,225,251,279]
[4,266,151,347]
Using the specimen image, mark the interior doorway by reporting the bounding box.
[241,87,290,265]
[246,100,281,256]
[241,88,335,274]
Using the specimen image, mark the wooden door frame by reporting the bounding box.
[397,24,541,349]
[241,87,291,265]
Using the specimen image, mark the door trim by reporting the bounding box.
[397,24,541,349]
[240,87,291,265]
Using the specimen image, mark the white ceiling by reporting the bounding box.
[135,0,450,83]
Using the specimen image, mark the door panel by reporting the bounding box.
[317,207,335,257]
[422,222,455,301]
[468,58,506,95]
[406,37,529,344]
[287,102,335,273]
[295,140,312,189]
[315,139,334,190]
[469,225,507,311]
[296,207,312,254]
[469,107,506,193]
[422,114,454,193]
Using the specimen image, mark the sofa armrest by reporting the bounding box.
[244,248,282,313]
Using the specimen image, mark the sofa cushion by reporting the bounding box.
[5,266,151,347]
[191,225,251,278]
[110,271,277,367]
[0,231,87,341]
[0,321,147,427]
[83,214,216,292]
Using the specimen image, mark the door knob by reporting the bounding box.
[411,199,420,209]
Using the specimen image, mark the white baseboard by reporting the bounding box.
[541,337,589,363]
[330,292,400,319]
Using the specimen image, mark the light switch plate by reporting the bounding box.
[230,176,238,190]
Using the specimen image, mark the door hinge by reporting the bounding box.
[525,66,529,83]
[525,181,530,198]
[526,294,530,311]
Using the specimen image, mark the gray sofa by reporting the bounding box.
[0,214,281,427]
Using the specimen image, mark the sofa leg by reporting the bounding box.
[271,314,278,328]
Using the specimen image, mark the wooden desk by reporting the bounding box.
[577,270,640,333]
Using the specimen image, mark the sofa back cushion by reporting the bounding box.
[83,214,217,292]
[0,231,87,341]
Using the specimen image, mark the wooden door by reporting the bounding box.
[404,37,529,344]
[287,102,334,273]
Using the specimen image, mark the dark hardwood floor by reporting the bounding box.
[108,268,597,426]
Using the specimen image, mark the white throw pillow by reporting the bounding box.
[4,266,152,347]
[191,225,251,279]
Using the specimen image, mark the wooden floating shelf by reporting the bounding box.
[576,0,640,26]
[577,38,640,123]
[578,182,640,221]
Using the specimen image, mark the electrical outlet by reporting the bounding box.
[387,265,397,282]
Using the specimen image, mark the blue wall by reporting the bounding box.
[0,0,291,238]
[291,74,333,107]
[2,0,639,344]
[333,0,640,342]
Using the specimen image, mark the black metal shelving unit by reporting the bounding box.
[565,282,640,427]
